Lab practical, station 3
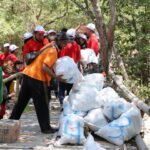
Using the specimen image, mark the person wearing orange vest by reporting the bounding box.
[9,32,69,134]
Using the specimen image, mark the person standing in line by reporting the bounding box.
[58,28,81,106]
[23,25,49,64]
[85,23,100,56]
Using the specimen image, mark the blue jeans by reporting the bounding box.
[58,82,73,105]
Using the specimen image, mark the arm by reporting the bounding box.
[42,63,66,82]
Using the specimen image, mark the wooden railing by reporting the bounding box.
[3,72,22,98]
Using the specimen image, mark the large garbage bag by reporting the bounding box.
[81,48,98,66]
[63,96,86,117]
[95,106,142,146]
[69,87,99,112]
[72,73,105,92]
[102,98,132,121]
[53,56,84,83]
[59,114,86,145]
[84,108,108,131]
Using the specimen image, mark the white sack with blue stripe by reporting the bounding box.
[59,114,86,145]
[95,106,142,146]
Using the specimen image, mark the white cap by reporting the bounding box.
[3,43,10,48]
[86,23,95,31]
[9,44,19,52]
[34,25,45,34]
[66,28,76,38]
[23,32,33,40]
[48,29,56,34]
[79,34,87,40]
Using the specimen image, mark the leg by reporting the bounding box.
[10,75,31,119]
[30,80,50,131]
[66,83,73,95]
[58,82,65,105]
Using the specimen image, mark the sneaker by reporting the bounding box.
[41,128,58,134]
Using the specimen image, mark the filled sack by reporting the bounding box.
[81,48,98,66]
[63,96,86,117]
[102,98,132,121]
[53,56,84,83]
[72,73,105,92]
[69,87,99,112]
[59,114,86,145]
[84,108,108,131]
[95,106,142,146]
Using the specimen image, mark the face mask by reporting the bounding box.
[48,35,56,40]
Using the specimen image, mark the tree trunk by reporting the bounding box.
[90,0,116,74]
[113,46,129,80]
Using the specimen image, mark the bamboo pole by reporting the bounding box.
[15,77,20,98]
[109,69,150,116]
[3,73,22,83]
[135,134,148,150]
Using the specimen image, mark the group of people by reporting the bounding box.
[0,23,101,134]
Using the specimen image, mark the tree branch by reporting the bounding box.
[43,12,67,28]
[70,0,95,20]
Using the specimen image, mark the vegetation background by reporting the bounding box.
[0,0,149,101]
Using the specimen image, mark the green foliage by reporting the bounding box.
[0,0,149,99]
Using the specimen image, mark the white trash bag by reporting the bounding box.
[53,56,84,83]
[95,87,120,108]
[102,98,132,121]
[59,114,86,145]
[73,73,105,92]
[69,87,100,112]
[84,108,108,131]
[83,133,106,150]
[81,48,98,66]
[63,96,86,117]
[95,106,142,146]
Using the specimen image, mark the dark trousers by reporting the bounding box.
[58,82,73,105]
[10,74,50,131]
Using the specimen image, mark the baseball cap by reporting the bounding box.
[79,34,87,40]
[66,28,76,38]
[9,44,19,52]
[86,23,95,31]
[3,43,10,48]
[34,25,45,34]
[48,29,56,34]
[23,32,33,40]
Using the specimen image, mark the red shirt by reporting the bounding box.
[23,38,49,60]
[3,53,18,78]
[0,53,5,66]
[87,34,99,56]
[58,41,81,63]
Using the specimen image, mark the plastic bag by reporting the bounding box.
[59,114,86,145]
[72,73,105,92]
[102,98,132,121]
[95,106,142,146]
[81,48,98,66]
[84,108,108,131]
[83,134,106,150]
[69,87,99,112]
[63,96,86,117]
[53,56,84,83]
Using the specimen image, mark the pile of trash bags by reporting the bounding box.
[54,56,142,147]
